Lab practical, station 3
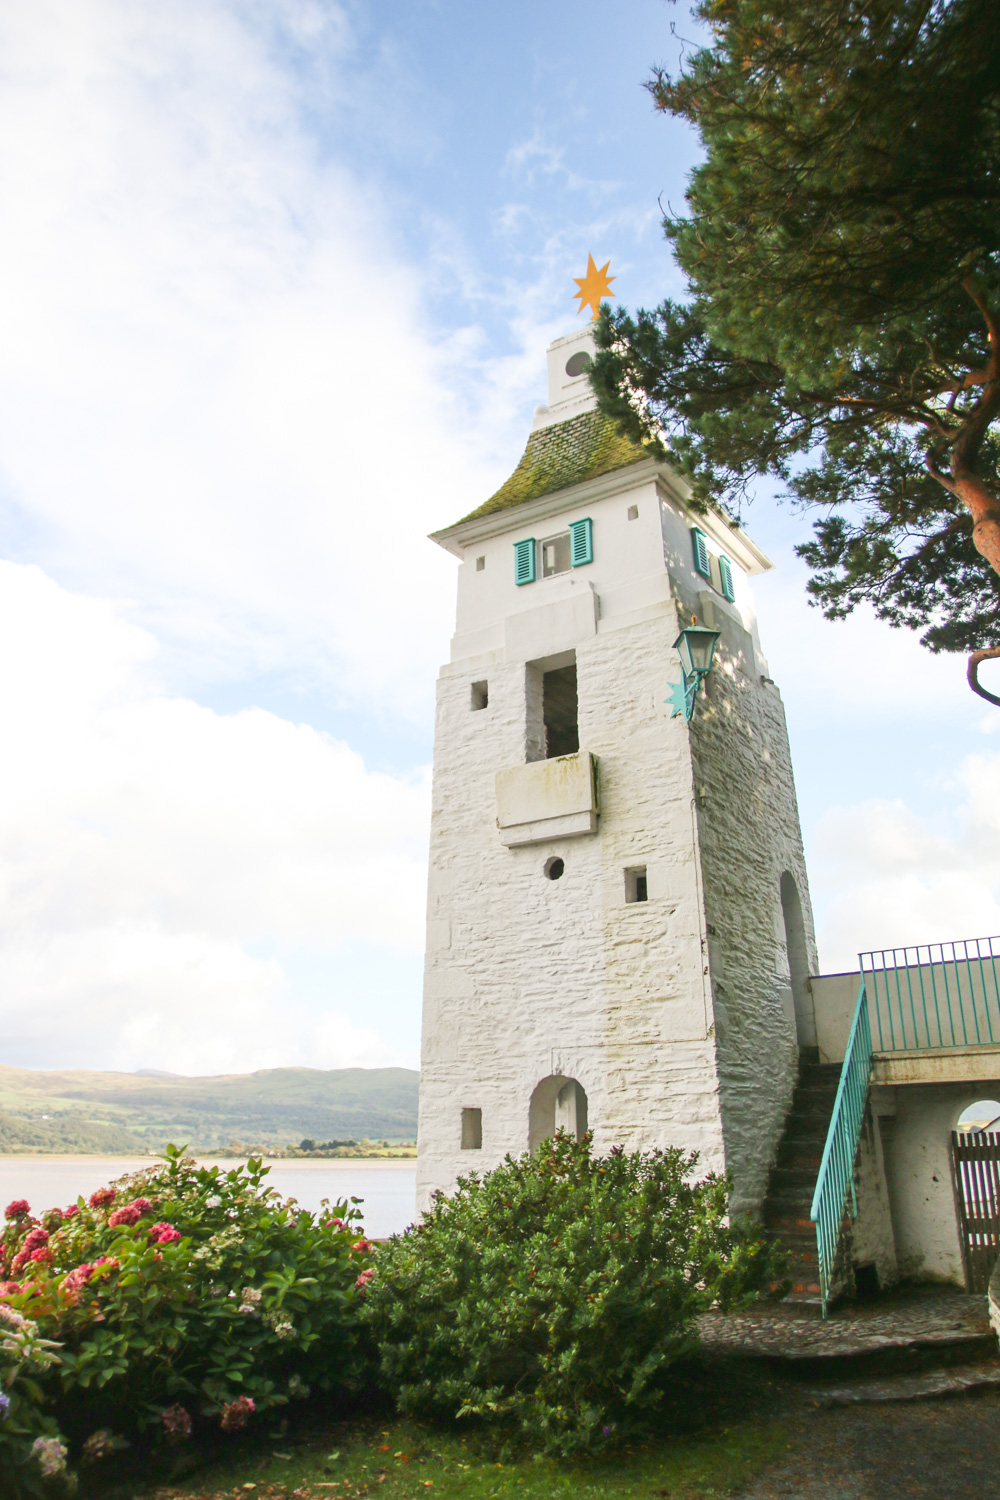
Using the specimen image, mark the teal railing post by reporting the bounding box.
[809,981,873,1317]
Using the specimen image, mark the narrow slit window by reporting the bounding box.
[476,555,485,572]
[543,661,578,757]
[470,680,488,711]
[627,504,638,521]
[625,866,648,904]
[461,1107,482,1150]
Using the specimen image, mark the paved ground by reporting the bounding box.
[737,1386,1000,1499]
[697,1288,991,1361]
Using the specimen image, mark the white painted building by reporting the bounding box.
[416,324,818,1218]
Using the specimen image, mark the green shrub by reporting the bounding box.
[0,1146,374,1494]
[363,1133,786,1456]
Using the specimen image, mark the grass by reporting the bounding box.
[139,1401,792,1500]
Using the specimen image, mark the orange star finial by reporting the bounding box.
[573,254,615,321]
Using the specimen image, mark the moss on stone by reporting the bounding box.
[459,409,648,523]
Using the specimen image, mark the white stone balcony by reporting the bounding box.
[494,751,598,847]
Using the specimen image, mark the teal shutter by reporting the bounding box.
[569,517,593,567]
[719,554,735,602]
[691,527,711,579]
[514,537,536,585]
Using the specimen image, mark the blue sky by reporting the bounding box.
[0,0,996,1076]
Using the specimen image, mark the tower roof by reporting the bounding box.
[458,407,647,525]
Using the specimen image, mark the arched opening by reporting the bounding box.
[528,1074,588,1150]
[952,1100,1000,1292]
[780,871,815,1049]
[957,1099,1000,1134]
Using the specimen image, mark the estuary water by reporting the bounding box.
[0,1156,417,1240]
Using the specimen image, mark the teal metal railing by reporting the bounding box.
[809,980,872,1316]
[861,936,1000,1052]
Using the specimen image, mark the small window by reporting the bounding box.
[565,350,592,377]
[719,554,735,602]
[476,555,485,572]
[627,503,638,521]
[625,866,648,903]
[541,531,572,577]
[470,681,488,711]
[543,662,578,757]
[461,1107,482,1150]
[691,527,711,580]
[514,537,536,586]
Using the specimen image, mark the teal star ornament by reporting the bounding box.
[666,678,692,720]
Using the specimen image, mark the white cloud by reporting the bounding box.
[0,561,427,1073]
[811,753,1000,971]
[0,0,526,721]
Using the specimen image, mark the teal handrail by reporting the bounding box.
[861,936,1000,1052]
[810,981,873,1317]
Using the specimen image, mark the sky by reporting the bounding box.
[0,0,997,1077]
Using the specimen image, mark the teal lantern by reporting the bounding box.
[666,625,721,722]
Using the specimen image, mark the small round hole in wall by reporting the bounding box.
[544,857,565,880]
[564,351,592,377]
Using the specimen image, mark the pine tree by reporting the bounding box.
[591,0,1000,701]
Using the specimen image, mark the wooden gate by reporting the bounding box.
[951,1132,1000,1293]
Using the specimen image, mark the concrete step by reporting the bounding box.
[767,1165,820,1193]
[804,1358,1000,1405]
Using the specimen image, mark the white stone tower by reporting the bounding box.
[417,323,818,1217]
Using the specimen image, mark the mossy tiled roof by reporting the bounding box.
[458,408,648,523]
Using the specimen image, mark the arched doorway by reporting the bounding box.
[953,1099,1000,1291]
[780,872,815,1048]
[528,1074,588,1150]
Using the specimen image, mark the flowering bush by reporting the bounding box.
[0,1146,374,1495]
[364,1132,786,1457]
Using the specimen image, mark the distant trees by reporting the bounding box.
[592,0,1000,701]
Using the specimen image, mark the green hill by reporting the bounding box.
[0,1065,419,1154]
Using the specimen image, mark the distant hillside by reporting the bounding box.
[0,1065,419,1154]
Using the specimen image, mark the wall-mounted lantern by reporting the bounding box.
[666,625,720,721]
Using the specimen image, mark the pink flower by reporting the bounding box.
[4,1201,29,1221]
[352,1238,372,1254]
[327,1217,346,1229]
[161,1404,192,1444]
[108,1205,141,1228]
[88,1188,116,1210]
[11,1251,30,1275]
[354,1266,375,1294]
[130,1198,153,1214]
[148,1222,181,1245]
[220,1396,255,1432]
[29,1247,53,1266]
[0,1281,21,1297]
[93,1256,120,1274]
[63,1204,79,1219]
[62,1264,94,1295]
[22,1229,48,1255]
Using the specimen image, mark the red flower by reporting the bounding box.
[63,1204,79,1219]
[93,1256,120,1274]
[4,1201,29,1221]
[220,1396,255,1432]
[352,1238,372,1254]
[161,1404,192,1444]
[29,1247,53,1266]
[22,1229,49,1255]
[88,1188,116,1210]
[0,1281,20,1296]
[130,1198,153,1214]
[354,1266,375,1294]
[148,1222,181,1245]
[62,1264,94,1294]
[108,1205,141,1228]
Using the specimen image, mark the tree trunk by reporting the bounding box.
[968,646,1000,708]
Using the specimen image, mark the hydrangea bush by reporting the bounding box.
[363,1132,787,1456]
[0,1146,374,1495]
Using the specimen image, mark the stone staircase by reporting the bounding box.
[761,1052,842,1307]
